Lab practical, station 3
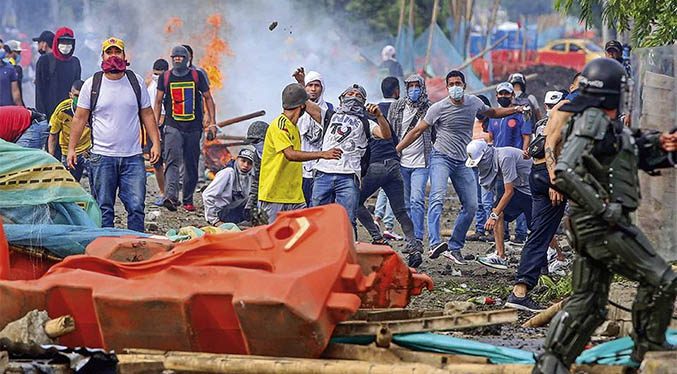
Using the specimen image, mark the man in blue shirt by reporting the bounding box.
[487,82,532,244]
[0,54,22,106]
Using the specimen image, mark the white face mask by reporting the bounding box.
[546,109,552,116]
[152,74,160,82]
[448,86,464,101]
[58,43,73,55]
[514,89,522,97]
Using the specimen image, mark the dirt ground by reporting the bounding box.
[103,172,647,352]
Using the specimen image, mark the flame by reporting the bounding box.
[198,14,233,91]
[164,17,183,36]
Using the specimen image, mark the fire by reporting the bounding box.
[164,17,183,37]
[198,14,234,91]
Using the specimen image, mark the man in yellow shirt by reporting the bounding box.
[48,80,92,184]
[258,83,342,222]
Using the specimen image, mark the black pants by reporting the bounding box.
[515,164,566,289]
[164,126,202,205]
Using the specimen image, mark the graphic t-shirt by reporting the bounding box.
[258,114,305,204]
[423,95,489,161]
[0,106,31,142]
[314,112,378,175]
[158,69,209,132]
[49,97,91,154]
[488,113,532,149]
[78,72,151,157]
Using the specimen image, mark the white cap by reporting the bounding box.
[466,139,489,168]
[496,82,514,94]
[6,40,23,52]
[544,90,563,105]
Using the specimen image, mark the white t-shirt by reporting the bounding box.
[78,72,151,157]
[399,104,426,168]
[314,112,378,175]
[147,75,165,116]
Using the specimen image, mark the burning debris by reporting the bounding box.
[269,21,278,31]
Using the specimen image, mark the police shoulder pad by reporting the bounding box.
[573,108,610,140]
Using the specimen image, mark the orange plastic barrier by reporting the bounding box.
[355,243,433,309]
[85,236,174,262]
[0,204,374,358]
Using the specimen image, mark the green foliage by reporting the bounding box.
[555,0,677,47]
[534,274,572,303]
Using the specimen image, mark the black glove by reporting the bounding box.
[206,129,216,141]
[601,202,623,223]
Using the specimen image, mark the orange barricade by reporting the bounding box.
[355,242,433,308]
[85,236,174,262]
[0,204,374,358]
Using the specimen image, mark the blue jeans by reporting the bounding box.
[400,166,429,241]
[428,149,477,252]
[374,189,395,230]
[312,171,360,228]
[15,120,49,149]
[511,213,529,239]
[61,153,94,194]
[89,153,146,232]
[473,168,487,233]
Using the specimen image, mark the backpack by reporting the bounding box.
[161,69,200,122]
[322,109,371,177]
[89,70,145,146]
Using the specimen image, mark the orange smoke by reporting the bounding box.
[198,14,233,91]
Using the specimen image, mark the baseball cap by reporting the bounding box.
[544,90,564,105]
[32,30,55,45]
[496,82,514,94]
[238,148,255,162]
[102,37,125,53]
[6,40,23,52]
[605,40,622,52]
[466,139,489,168]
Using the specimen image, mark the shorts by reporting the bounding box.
[494,179,532,228]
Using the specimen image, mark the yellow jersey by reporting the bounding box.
[49,98,91,155]
[258,114,304,204]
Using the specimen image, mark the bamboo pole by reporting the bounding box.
[484,0,500,49]
[423,0,440,71]
[398,0,406,35]
[408,0,415,33]
[44,315,76,339]
[456,34,509,71]
[522,299,566,328]
[466,73,538,95]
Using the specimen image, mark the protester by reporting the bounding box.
[0,106,48,147]
[48,80,92,183]
[0,47,22,107]
[503,90,567,312]
[468,95,494,242]
[466,140,533,270]
[296,70,333,206]
[397,70,528,265]
[35,27,81,121]
[380,45,404,81]
[146,58,169,206]
[202,148,255,226]
[32,30,54,55]
[67,36,161,232]
[488,81,532,245]
[311,82,391,232]
[5,41,24,100]
[155,45,216,212]
[388,74,432,245]
[243,120,269,223]
[508,72,541,122]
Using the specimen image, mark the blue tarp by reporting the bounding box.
[3,224,150,258]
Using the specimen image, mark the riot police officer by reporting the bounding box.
[533,57,677,373]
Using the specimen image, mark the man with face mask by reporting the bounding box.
[397,70,528,265]
[0,47,22,107]
[243,120,269,225]
[292,68,334,206]
[155,46,216,212]
[35,27,81,134]
[258,83,342,222]
[146,58,169,206]
[32,30,54,56]
[202,148,255,226]
[6,41,24,102]
[508,73,541,122]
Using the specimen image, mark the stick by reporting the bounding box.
[521,299,566,328]
[44,315,76,338]
[456,34,509,71]
[423,0,440,70]
[215,135,247,141]
[466,73,538,95]
[408,0,415,33]
[398,0,406,35]
[216,110,266,128]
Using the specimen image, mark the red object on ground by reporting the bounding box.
[85,236,174,262]
[355,242,433,308]
[0,204,374,357]
[0,218,58,281]
[0,218,8,280]
[537,50,586,72]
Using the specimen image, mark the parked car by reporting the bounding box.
[538,39,604,71]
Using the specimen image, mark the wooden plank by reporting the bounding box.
[321,343,402,363]
[116,353,165,374]
[350,309,443,322]
[643,71,675,90]
[334,309,518,337]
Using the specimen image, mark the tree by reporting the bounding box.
[555,0,677,47]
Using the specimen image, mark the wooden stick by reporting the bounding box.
[466,73,538,95]
[44,315,76,338]
[216,110,266,128]
[397,0,406,35]
[408,0,415,33]
[522,299,566,328]
[456,34,509,71]
[423,0,440,70]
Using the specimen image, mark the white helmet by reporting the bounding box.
[544,90,564,105]
[466,139,489,168]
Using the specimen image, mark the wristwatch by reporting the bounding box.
[489,212,500,220]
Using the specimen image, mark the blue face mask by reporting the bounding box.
[566,89,579,101]
[448,86,464,101]
[407,87,422,102]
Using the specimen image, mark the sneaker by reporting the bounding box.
[442,250,467,265]
[183,203,196,212]
[477,252,508,270]
[153,195,165,207]
[371,238,391,246]
[428,242,448,259]
[407,251,423,268]
[548,259,568,275]
[504,242,521,256]
[508,236,526,246]
[466,232,487,242]
[505,292,545,313]
[403,240,423,255]
[163,198,177,212]
[383,230,404,241]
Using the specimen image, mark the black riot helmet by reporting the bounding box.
[578,57,626,110]
[508,73,527,92]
